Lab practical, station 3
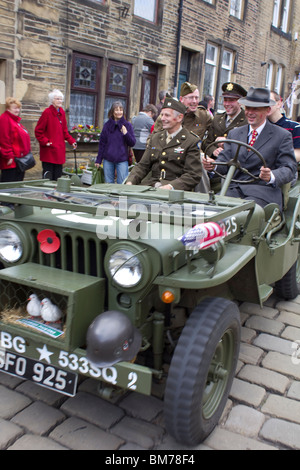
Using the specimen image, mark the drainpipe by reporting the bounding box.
[174,0,184,97]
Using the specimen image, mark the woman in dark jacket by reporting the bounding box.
[35,89,77,180]
[96,101,136,184]
[0,97,31,182]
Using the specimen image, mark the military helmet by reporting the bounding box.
[86,311,142,367]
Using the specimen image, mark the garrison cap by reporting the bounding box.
[180,82,198,97]
[162,96,187,114]
[222,82,247,99]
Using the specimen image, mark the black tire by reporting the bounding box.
[164,297,241,445]
[274,260,300,300]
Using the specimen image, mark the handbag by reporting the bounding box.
[128,147,135,166]
[92,166,105,185]
[15,152,36,172]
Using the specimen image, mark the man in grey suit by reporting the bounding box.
[202,87,297,210]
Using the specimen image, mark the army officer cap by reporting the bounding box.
[222,82,247,99]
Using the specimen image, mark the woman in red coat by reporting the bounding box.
[35,89,77,180]
[0,97,31,182]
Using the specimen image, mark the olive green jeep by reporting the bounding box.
[0,142,299,445]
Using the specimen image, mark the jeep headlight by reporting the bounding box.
[109,249,143,288]
[0,229,23,263]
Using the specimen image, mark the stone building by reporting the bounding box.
[0,0,299,156]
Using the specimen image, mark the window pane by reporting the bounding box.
[73,56,98,90]
[274,66,283,93]
[222,50,232,69]
[272,0,281,27]
[281,0,290,32]
[108,64,129,95]
[134,0,156,22]
[230,0,242,18]
[265,63,273,89]
[69,93,96,128]
[203,64,216,96]
[206,44,217,64]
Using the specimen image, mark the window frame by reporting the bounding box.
[265,62,274,90]
[229,0,245,20]
[133,0,158,24]
[271,0,292,38]
[69,52,102,129]
[203,43,219,97]
[132,0,163,28]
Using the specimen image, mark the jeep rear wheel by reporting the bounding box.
[274,258,300,300]
[164,297,241,445]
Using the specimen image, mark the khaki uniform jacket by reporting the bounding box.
[127,127,202,191]
[201,109,247,157]
[183,106,212,140]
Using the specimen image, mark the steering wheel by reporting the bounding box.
[204,139,267,184]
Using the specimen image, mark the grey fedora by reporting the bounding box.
[239,87,276,107]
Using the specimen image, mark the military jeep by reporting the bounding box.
[0,143,299,445]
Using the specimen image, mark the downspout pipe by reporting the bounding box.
[174,0,184,97]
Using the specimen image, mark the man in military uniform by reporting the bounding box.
[179,82,212,140]
[201,82,248,158]
[152,83,212,140]
[126,96,202,191]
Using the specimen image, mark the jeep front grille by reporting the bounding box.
[31,229,106,278]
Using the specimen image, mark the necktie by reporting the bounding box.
[166,134,172,144]
[249,130,258,147]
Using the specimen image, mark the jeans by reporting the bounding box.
[103,159,128,184]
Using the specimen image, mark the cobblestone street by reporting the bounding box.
[0,295,299,451]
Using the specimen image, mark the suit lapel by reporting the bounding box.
[253,121,273,152]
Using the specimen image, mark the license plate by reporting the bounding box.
[0,350,77,396]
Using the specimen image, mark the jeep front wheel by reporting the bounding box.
[164,297,241,445]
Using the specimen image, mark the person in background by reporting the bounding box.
[132,104,157,162]
[203,94,215,116]
[0,97,31,182]
[156,90,167,117]
[268,91,300,162]
[35,89,77,181]
[95,101,136,184]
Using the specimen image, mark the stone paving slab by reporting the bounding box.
[0,294,299,450]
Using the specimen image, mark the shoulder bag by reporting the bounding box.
[15,152,36,172]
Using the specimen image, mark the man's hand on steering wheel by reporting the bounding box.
[202,156,216,172]
[259,166,272,183]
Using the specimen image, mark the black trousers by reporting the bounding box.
[42,162,63,181]
[1,167,24,182]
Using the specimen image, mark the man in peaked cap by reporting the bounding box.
[179,82,212,140]
[126,95,203,191]
[202,81,248,158]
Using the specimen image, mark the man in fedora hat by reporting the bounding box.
[202,82,248,158]
[126,96,202,191]
[202,87,297,210]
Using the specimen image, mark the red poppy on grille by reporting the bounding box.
[37,229,61,254]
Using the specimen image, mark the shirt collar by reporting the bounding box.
[248,120,267,137]
[166,125,182,140]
